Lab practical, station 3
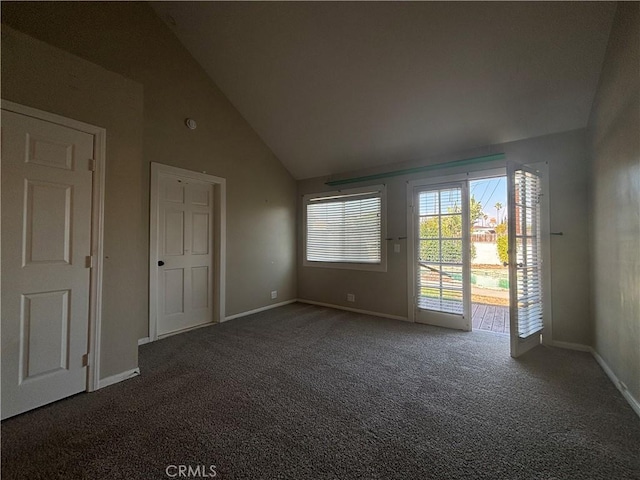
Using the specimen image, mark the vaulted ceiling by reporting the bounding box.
[151,2,615,179]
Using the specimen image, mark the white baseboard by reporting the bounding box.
[590,348,640,419]
[532,340,640,418]
[157,321,217,340]
[97,367,140,389]
[138,337,150,346]
[297,299,409,322]
[224,299,298,321]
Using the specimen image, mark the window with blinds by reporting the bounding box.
[304,186,386,270]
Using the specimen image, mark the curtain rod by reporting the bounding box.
[325,153,506,186]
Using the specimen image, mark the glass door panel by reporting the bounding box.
[414,183,470,330]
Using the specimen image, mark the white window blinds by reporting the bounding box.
[514,169,544,339]
[306,188,383,264]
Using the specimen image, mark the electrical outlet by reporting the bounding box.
[271,290,278,300]
[347,293,355,302]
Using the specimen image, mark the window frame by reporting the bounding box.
[303,184,387,272]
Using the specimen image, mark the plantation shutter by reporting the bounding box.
[306,190,382,263]
[512,168,544,338]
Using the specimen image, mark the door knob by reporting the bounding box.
[158,261,165,266]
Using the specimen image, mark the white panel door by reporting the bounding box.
[413,182,471,330]
[156,173,214,336]
[508,163,547,357]
[1,110,94,419]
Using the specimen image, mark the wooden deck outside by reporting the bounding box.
[472,303,510,334]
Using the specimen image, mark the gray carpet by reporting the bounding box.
[2,303,639,479]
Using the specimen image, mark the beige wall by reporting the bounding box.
[2,27,145,379]
[588,2,640,404]
[298,129,592,345]
[2,2,298,378]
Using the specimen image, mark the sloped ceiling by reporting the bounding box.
[152,2,615,179]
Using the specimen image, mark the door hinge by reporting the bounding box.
[88,159,96,171]
[82,353,89,367]
[85,255,94,268]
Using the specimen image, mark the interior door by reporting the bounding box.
[156,172,214,337]
[413,182,471,330]
[507,163,546,357]
[1,109,94,419]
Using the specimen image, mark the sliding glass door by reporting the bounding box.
[412,182,471,330]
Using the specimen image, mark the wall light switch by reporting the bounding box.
[394,243,401,253]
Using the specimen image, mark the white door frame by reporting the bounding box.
[407,167,506,323]
[149,162,226,342]
[2,99,106,392]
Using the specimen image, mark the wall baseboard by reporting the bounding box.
[224,299,298,321]
[297,299,409,322]
[137,337,150,346]
[158,321,215,340]
[550,340,639,418]
[97,367,140,390]
[590,348,640,419]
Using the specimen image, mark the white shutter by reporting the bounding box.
[513,169,544,338]
[306,189,382,264]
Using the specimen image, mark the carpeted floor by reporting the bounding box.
[2,303,639,479]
